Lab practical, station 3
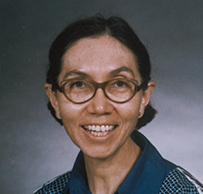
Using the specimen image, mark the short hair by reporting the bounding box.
[46,14,157,129]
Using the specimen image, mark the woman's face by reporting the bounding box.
[45,35,155,160]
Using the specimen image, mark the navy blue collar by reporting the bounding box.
[63,131,176,194]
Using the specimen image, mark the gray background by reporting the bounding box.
[0,0,203,193]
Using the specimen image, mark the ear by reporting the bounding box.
[139,81,155,118]
[44,84,61,119]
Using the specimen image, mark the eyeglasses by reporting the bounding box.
[56,78,146,104]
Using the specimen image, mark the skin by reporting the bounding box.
[45,35,155,194]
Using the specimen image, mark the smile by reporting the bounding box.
[82,125,117,136]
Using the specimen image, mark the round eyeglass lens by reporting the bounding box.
[64,80,95,103]
[105,79,135,102]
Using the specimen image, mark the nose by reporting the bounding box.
[86,88,114,115]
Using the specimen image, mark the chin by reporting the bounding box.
[82,146,116,160]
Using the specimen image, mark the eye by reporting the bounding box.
[114,80,128,87]
[71,80,85,88]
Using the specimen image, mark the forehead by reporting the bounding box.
[60,35,141,81]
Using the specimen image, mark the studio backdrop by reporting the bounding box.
[0,1,202,193]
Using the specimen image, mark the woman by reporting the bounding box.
[34,15,203,194]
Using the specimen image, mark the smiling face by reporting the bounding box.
[45,35,155,160]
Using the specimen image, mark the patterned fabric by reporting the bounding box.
[33,167,203,194]
[177,167,203,193]
[159,168,202,193]
[33,171,71,194]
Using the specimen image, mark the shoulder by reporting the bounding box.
[159,167,203,194]
[33,171,71,194]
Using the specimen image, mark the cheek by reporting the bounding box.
[58,102,86,147]
[58,100,84,129]
[118,99,141,128]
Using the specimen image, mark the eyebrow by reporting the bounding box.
[63,70,91,79]
[110,66,135,78]
[63,66,135,80]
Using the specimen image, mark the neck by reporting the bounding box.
[84,138,141,194]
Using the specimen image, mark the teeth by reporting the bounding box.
[96,126,100,132]
[101,125,105,132]
[83,125,115,136]
[90,131,108,136]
